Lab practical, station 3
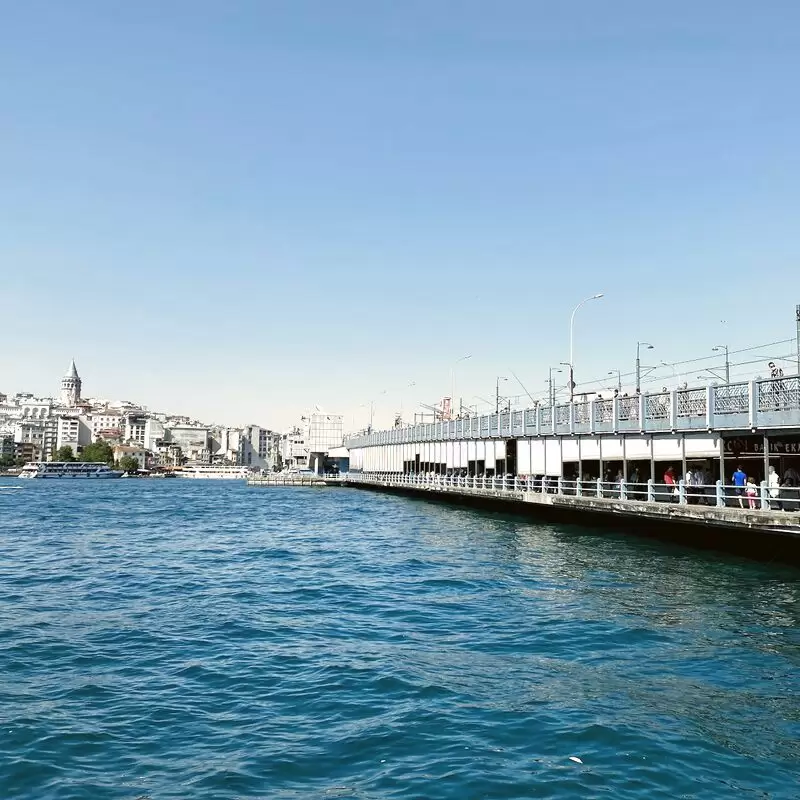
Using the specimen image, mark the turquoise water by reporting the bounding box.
[0,480,798,799]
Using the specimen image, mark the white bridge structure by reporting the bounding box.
[345,376,800,487]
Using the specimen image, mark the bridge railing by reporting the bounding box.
[345,376,800,448]
[342,472,800,513]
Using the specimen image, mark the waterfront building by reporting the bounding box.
[13,421,45,451]
[0,435,14,461]
[124,413,147,445]
[15,441,42,463]
[113,443,148,471]
[210,426,242,465]
[280,427,308,470]
[18,397,53,420]
[278,413,344,473]
[88,412,125,441]
[60,360,82,407]
[304,412,344,473]
[166,424,210,464]
[305,412,344,453]
[153,442,183,467]
[239,425,280,470]
[56,415,91,454]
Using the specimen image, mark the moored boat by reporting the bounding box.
[173,466,250,479]
[20,462,124,479]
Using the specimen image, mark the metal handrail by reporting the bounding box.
[341,472,798,513]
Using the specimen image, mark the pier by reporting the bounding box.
[247,474,339,487]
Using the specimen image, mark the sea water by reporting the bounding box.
[0,480,797,798]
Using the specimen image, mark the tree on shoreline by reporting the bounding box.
[118,455,139,473]
[79,441,114,465]
[55,445,76,462]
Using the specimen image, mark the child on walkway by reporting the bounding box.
[745,476,759,510]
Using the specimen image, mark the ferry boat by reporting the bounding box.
[20,462,124,479]
[173,465,250,480]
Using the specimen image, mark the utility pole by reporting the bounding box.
[450,354,471,420]
[559,362,571,405]
[636,341,654,393]
[548,367,562,407]
[495,376,507,414]
[713,345,730,383]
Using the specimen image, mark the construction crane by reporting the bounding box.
[416,399,450,422]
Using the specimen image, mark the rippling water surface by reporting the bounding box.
[0,480,798,799]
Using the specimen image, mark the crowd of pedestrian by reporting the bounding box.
[656,462,800,510]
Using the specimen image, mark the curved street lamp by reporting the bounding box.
[636,341,654,394]
[569,293,604,401]
[712,345,730,384]
[548,366,563,407]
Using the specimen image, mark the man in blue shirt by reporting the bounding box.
[732,465,747,508]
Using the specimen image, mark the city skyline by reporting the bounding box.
[2,3,799,430]
[1,358,346,471]
[4,328,798,436]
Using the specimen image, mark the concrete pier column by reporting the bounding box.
[748,381,758,429]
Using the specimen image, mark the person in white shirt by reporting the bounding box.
[768,465,781,510]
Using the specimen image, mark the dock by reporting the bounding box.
[247,474,341,487]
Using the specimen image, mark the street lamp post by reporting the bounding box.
[608,369,621,393]
[495,376,508,414]
[568,293,604,401]
[636,341,654,394]
[558,362,571,405]
[548,367,562,407]
[450,354,472,418]
[796,304,800,376]
[367,389,387,431]
[712,345,730,384]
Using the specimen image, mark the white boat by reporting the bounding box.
[20,462,124,479]
[173,465,250,480]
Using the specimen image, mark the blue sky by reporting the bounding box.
[2,1,799,430]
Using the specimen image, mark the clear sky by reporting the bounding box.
[2,1,799,430]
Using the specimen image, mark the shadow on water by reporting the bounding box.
[351,482,800,566]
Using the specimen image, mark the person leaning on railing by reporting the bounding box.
[768,466,781,511]
[782,466,800,512]
[663,466,677,503]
